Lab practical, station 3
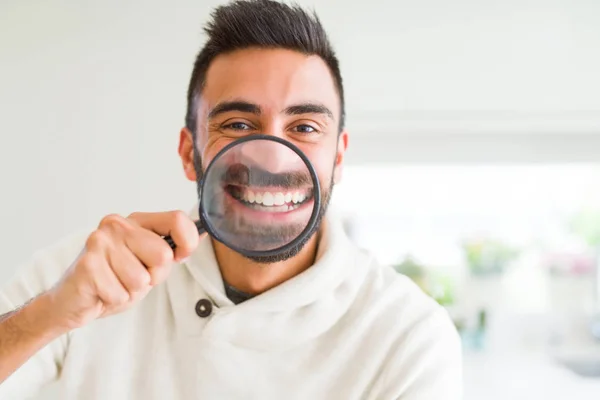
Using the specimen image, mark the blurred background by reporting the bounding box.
[1,0,600,398]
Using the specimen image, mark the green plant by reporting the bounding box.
[393,256,425,278]
[570,208,600,248]
[462,237,519,276]
[427,273,455,306]
[393,256,455,306]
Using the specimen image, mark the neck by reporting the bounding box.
[213,230,321,295]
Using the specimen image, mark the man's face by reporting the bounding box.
[179,48,348,263]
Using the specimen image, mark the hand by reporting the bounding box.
[45,211,202,331]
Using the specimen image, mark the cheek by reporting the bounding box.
[200,136,236,169]
[299,146,337,188]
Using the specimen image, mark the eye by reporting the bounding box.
[293,124,317,134]
[223,122,253,131]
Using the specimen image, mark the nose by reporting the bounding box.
[239,134,304,174]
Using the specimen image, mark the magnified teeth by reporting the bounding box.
[233,187,309,208]
[262,192,274,206]
[274,192,285,206]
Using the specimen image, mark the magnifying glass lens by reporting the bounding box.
[164,135,321,258]
[202,138,317,253]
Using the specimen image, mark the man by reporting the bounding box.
[0,1,462,399]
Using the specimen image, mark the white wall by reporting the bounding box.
[2,0,600,271]
[0,0,222,277]
[331,0,600,113]
[0,0,599,397]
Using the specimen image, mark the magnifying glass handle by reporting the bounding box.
[163,220,206,250]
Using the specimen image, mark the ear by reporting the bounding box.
[333,131,349,184]
[178,127,197,182]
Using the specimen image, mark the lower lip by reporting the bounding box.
[222,189,315,223]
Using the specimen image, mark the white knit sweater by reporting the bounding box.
[0,213,462,399]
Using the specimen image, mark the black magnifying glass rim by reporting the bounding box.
[198,134,322,259]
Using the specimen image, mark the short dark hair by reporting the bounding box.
[185,0,345,136]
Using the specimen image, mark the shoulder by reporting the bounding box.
[349,251,462,398]
[24,230,89,281]
[358,249,460,342]
[1,231,89,311]
[354,252,445,329]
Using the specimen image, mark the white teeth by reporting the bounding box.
[273,192,285,206]
[262,192,274,206]
[240,189,307,207]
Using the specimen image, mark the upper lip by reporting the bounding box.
[223,183,312,191]
[220,164,313,188]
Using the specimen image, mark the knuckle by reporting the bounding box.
[129,287,151,302]
[78,251,95,266]
[130,272,150,290]
[176,241,195,257]
[171,210,189,231]
[85,230,109,250]
[101,284,130,305]
[107,291,129,306]
[156,246,174,266]
[126,212,142,224]
[173,234,192,250]
[99,214,126,230]
[118,291,131,304]
[148,264,171,286]
[77,252,98,274]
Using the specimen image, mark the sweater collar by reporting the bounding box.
[180,204,351,313]
[165,204,364,347]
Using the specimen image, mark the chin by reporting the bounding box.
[243,219,323,264]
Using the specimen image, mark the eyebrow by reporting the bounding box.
[207,100,334,120]
[284,103,334,120]
[208,101,261,119]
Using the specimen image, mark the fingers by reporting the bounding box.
[128,210,200,261]
[79,250,130,307]
[122,227,177,286]
[90,252,150,315]
[91,211,200,292]
[97,211,200,287]
[107,242,152,292]
[56,210,201,328]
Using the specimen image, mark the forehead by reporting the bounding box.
[200,48,340,118]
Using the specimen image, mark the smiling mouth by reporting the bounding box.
[225,185,314,212]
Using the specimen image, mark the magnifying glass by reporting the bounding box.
[164,134,321,259]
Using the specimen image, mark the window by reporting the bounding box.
[332,164,600,318]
